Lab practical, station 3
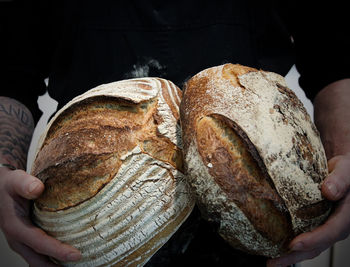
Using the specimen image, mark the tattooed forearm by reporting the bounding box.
[0,96,34,170]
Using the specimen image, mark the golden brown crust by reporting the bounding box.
[33,97,155,211]
[33,82,184,212]
[34,153,120,211]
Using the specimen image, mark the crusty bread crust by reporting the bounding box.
[32,78,194,266]
[180,64,331,257]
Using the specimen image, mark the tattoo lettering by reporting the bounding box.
[0,97,34,170]
[0,102,33,127]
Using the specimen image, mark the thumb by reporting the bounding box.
[5,169,44,200]
[322,154,350,201]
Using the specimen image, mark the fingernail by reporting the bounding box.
[28,181,41,194]
[325,181,338,198]
[66,252,81,261]
[291,242,304,251]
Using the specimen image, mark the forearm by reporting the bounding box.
[0,96,35,170]
[313,79,350,159]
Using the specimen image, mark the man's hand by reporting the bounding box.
[0,96,81,265]
[267,153,350,267]
[0,167,82,266]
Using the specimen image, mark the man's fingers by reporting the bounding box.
[8,240,58,267]
[0,169,81,263]
[1,188,82,263]
[290,192,350,252]
[9,218,82,262]
[267,249,323,267]
[322,154,350,201]
[4,169,44,199]
[268,192,350,267]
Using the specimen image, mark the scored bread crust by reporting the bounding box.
[31,78,194,266]
[180,64,331,257]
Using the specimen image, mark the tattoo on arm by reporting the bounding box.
[0,97,35,170]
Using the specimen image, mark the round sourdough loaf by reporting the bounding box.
[31,78,194,266]
[180,64,331,257]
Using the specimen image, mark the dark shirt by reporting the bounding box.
[1,1,349,266]
[0,1,291,120]
[1,1,349,124]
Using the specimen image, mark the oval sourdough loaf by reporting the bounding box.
[31,78,195,266]
[180,63,331,257]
